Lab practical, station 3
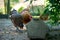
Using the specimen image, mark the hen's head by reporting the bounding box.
[21,10,32,24]
[10,9,18,15]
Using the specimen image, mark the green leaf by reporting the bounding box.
[18,7,24,13]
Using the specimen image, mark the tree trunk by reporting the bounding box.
[7,0,10,14]
[4,0,7,14]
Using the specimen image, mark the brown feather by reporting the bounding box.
[21,11,32,24]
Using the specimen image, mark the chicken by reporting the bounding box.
[10,9,24,32]
[20,9,32,24]
[10,9,32,32]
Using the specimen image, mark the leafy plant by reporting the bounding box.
[44,0,60,25]
[18,7,24,13]
[30,6,41,16]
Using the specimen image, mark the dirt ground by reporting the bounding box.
[0,19,29,40]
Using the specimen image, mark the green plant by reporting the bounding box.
[29,0,41,16]
[18,7,24,13]
[44,0,60,25]
[11,0,19,3]
[30,6,41,16]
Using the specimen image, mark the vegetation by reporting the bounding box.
[30,6,41,16]
[44,0,60,25]
[0,8,3,14]
[11,0,19,3]
[18,7,24,13]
